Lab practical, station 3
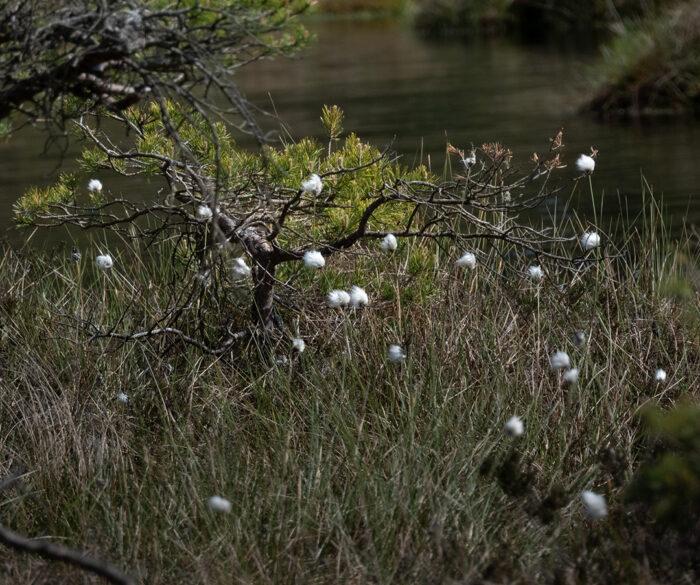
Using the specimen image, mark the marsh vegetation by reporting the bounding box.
[0,2,698,584]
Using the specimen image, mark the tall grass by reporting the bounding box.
[0,186,698,583]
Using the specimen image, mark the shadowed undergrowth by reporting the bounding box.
[0,196,698,584]
[586,0,700,115]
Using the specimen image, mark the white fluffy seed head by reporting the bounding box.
[581,231,601,251]
[88,179,103,193]
[576,154,596,174]
[231,257,251,280]
[654,369,667,383]
[581,490,608,520]
[504,416,524,437]
[456,252,477,269]
[303,250,325,269]
[463,154,476,168]
[573,330,587,346]
[302,173,323,196]
[196,204,213,222]
[96,254,113,270]
[327,289,350,308]
[388,344,406,363]
[117,392,129,403]
[349,285,369,308]
[292,338,306,353]
[207,495,232,514]
[197,269,211,286]
[563,368,579,386]
[528,265,544,281]
[380,233,398,251]
[550,351,571,371]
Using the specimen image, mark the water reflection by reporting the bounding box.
[236,19,698,232]
[0,18,697,246]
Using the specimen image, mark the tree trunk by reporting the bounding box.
[251,255,276,332]
[216,216,282,336]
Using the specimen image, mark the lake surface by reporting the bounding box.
[1,18,697,245]
[235,19,699,233]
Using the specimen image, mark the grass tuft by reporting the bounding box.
[0,188,698,583]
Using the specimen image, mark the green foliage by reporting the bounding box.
[320,104,344,144]
[16,105,433,252]
[132,101,237,173]
[13,173,79,225]
[406,245,430,276]
[80,148,108,174]
[626,401,700,531]
[0,118,12,140]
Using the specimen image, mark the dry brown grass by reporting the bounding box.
[0,205,698,583]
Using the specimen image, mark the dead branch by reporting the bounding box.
[88,325,252,355]
[0,523,135,585]
[0,1,309,143]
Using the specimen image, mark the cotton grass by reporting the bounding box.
[327,290,350,308]
[349,285,369,308]
[303,250,325,269]
[196,204,213,222]
[88,178,103,193]
[380,234,398,251]
[576,154,596,174]
[528,265,544,281]
[207,496,232,514]
[504,416,524,437]
[456,252,476,269]
[581,490,608,520]
[96,254,113,269]
[387,344,406,363]
[550,351,571,371]
[302,173,323,196]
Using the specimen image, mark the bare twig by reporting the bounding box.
[0,524,136,585]
[89,326,253,355]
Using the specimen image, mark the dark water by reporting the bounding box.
[1,18,698,245]
[235,19,699,233]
